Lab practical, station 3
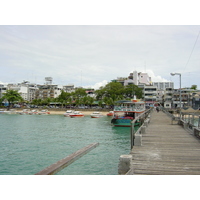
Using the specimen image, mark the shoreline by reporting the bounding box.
[14,109,110,116]
[50,110,109,116]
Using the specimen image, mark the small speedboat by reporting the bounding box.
[0,109,5,114]
[69,111,84,118]
[38,110,50,115]
[90,112,103,118]
[17,109,30,115]
[64,110,73,117]
[28,110,38,115]
[107,111,114,116]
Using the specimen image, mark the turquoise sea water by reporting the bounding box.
[0,114,131,175]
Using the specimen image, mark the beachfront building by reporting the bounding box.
[35,84,63,100]
[63,84,75,93]
[163,88,173,108]
[172,88,197,108]
[0,84,7,99]
[138,72,152,85]
[153,82,174,90]
[152,82,174,108]
[143,85,157,105]
[6,81,38,102]
[85,89,96,98]
[111,70,152,86]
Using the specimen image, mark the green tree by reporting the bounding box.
[87,96,94,107]
[82,96,88,107]
[124,84,143,99]
[98,100,103,108]
[42,98,52,106]
[74,88,87,99]
[2,90,23,110]
[95,82,142,101]
[191,85,197,90]
[66,97,73,108]
[32,99,42,106]
[95,82,124,100]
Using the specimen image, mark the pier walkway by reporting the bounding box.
[128,110,200,175]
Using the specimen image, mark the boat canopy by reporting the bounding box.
[115,100,145,104]
[115,100,132,104]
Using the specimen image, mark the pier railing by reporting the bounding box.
[35,143,99,175]
[161,107,180,124]
[161,107,200,139]
[130,108,152,149]
[179,113,200,139]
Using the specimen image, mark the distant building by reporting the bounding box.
[153,82,174,90]
[0,84,7,99]
[143,85,157,105]
[63,84,75,93]
[6,81,38,102]
[192,92,200,109]
[35,84,63,100]
[112,70,152,86]
[172,88,197,108]
[85,89,96,98]
[138,72,152,85]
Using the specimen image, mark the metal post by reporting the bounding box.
[170,73,182,116]
[131,122,134,149]
[179,74,182,109]
[131,122,133,149]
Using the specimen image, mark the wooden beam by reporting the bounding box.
[35,143,99,175]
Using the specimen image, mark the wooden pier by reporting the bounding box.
[127,111,200,175]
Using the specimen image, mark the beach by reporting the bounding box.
[50,110,109,116]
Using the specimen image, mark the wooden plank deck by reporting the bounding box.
[129,111,200,175]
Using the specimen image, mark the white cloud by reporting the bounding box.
[0,26,199,89]
[145,70,170,82]
[83,80,108,90]
[0,81,7,86]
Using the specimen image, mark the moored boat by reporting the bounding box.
[0,109,5,114]
[17,109,30,115]
[64,110,73,117]
[111,98,145,127]
[90,112,103,118]
[28,110,38,115]
[3,109,17,114]
[38,110,50,115]
[69,111,84,118]
[107,111,114,116]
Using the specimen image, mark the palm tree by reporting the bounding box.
[2,90,23,110]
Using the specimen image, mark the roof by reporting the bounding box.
[181,107,200,114]
[115,100,145,104]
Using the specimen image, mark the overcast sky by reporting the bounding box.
[0,25,199,89]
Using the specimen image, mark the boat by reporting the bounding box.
[107,111,114,116]
[3,109,17,114]
[17,109,30,115]
[64,110,73,117]
[111,97,145,127]
[0,109,5,114]
[28,110,38,115]
[90,112,103,118]
[38,110,50,115]
[69,111,84,118]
